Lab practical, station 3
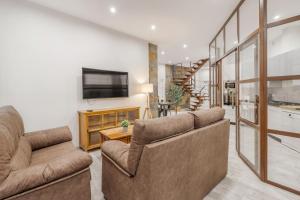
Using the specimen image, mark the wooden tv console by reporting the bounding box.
[78,106,140,151]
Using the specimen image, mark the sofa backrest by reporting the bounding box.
[0,106,31,183]
[128,113,194,175]
[134,118,230,199]
[190,107,225,128]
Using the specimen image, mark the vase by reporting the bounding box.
[122,127,128,133]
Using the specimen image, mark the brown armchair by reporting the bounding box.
[0,106,92,200]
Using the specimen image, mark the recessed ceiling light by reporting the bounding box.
[150,25,156,31]
[161,51,165,55]
[110,7,117,14]
[183,44,188,48]
[234,40,238,44]
[273,15,280,20]
[185,56,189,60]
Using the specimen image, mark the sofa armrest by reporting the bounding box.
[0,150,92,199]
[25,126,72,150]
[101,141,132,176]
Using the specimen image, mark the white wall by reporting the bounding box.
[0,0,149,146]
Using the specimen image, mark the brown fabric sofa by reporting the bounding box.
[101,107,229,200]
[0,106,93,200]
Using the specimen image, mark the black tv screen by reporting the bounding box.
[82,68,128,99]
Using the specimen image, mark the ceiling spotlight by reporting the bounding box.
[234,40,238,44]
[273,15,280,20]
[161,51,165,55]
[183,44,188,48]
[185,57,189,60]
[110,7,117,14]
[150,25,156,31]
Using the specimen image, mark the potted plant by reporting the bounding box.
[121,120,129,132]
[168,84,184,114]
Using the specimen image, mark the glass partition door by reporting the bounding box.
[267,20,300,193]
[238,35,260,174]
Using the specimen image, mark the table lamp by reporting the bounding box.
[141,83,153,119]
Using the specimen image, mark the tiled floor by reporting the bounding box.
[89,125,300,200]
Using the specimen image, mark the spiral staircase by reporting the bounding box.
[173,58,209,111]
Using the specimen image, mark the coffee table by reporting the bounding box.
[99,125,133,146]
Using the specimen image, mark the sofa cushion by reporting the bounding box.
[30,141,75,166]
[190,107,225,128]
[26,126,72,150]
[0,150,92,200]
[101,141,131,176]
[10,137,32,171]
[0,106,25,183]
[132,113,194,145]
[128,113,194,175]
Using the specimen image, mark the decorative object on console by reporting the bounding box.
[141,83,154,119]
[120,120,129,132]
[78,107,140,151]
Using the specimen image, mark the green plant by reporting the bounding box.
[168,84,184,106]
[120,120,129,127]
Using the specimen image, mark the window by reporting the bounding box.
[268,21,300,77]
[239,36,259,80]
[240,82,259,123]
[267,0,300,23]
[225,13,238,52]
[268,134,300,190]
[240,122,260,173]
[239,0,259,41]
[216,30,224,59]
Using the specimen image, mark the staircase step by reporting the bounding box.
[173,79,184,83]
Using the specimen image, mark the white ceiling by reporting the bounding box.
[27,0,240,64]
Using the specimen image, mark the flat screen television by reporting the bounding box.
[82,68,128,99]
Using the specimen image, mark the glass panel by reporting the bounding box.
[268,80,300,133]
[87,115,102,131]
[117,111,127,125]
[268,21,300,77]
[103,112,116,129]
[222,52,236,123]
[239,35,259,80]
[210,41,216,63]
[225,13,238,52]
[239,0,259,41]
[128,110,139,124]
[268,133,300,190]
[240,82,259,123]
[216,30,224,60]
[267,0,300,23]
[239,122,260,173]
[89,131,100,146]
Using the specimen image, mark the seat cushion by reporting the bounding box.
[190,107,225,128]
[30,141,75,166]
